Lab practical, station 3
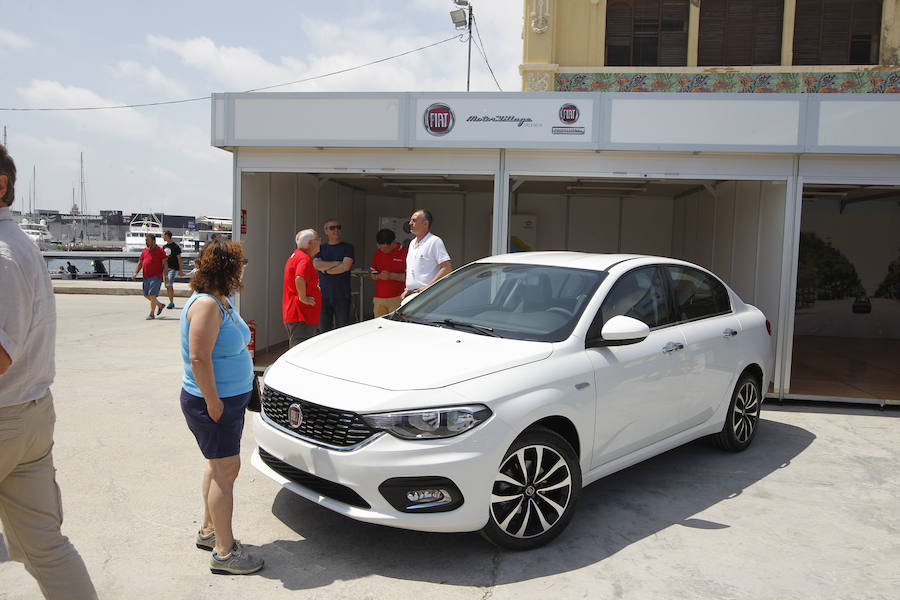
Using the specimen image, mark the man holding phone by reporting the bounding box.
[369,228,407,317]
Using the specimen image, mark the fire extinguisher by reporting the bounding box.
[247,320,256,361]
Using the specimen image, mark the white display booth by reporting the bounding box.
[212,92,900,403]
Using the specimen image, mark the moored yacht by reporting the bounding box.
[124,213,164,251]
[19,218,54,250]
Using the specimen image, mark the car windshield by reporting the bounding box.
[392,262,606,341]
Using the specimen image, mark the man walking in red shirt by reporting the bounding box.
[283,229,322,347]
[132,233,167,320]
[369,228,407,317]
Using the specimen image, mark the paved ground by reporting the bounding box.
[1,294,898,599]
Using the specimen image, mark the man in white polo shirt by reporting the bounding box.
[401,209,452,300]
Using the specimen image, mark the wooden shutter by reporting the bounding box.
[725,0,755,65]
[753,0,783,64]
[606,0,635,66]
[850,0,882,64]
[793,0,882,65]
[700,0,783,66]
[660,0,689,66]
[820,0,852,64]
[699,0,727,65]
[605,0,688,66]
[793,0,823,65]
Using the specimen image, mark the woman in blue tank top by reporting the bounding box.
[179,239,263,576]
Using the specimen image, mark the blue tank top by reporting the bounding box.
[180,292,253,398]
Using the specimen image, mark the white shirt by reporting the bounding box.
[0,206,56,408]
[406,231,451,290]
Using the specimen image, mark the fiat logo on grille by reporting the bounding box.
[559,103,579,124]
[424,103,454,136]
[288,403,303,429]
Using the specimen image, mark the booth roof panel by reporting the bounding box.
[234,97,401,143]
[212,92,900,154]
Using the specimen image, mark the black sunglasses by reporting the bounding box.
[327,224,342,230]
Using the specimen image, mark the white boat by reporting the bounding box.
[124,214,164,251]
[178,229,227,252]
[19,218,54,250]
[179,216,233,251]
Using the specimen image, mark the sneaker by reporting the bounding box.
[156,304,164,316]
[146,314,155,320]
[196,529,215,551]
[210,541,264,575]
[167,302,175,309]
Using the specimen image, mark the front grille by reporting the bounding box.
[258,448,371,509]
[262,385,377,448]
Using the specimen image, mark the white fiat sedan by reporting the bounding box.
[253,253,773,550]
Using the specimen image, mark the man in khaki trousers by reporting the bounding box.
[0,144,97,599]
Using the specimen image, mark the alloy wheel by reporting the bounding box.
[490,444,573,539]
[732,380,760,444]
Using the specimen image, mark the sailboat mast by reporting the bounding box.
[80,153,86,215]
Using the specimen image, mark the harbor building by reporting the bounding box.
[217,0,900,406]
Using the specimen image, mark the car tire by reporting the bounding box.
[482,427,581,551]
[713,373,761,452]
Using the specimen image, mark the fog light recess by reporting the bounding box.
[379,477,464,513]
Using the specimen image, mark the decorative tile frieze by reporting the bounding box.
[555,71,900,93]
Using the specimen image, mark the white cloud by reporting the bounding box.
[16,134,84,163]
[109,60,188,97]
[148,34,307,91]
[0,28,32,50]
[16,80,158,139]
[149,165,185,183]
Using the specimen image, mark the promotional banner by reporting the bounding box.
[414,97,594,145]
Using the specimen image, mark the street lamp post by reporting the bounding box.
[450,0,473,91]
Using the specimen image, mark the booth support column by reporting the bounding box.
[492,150,509,255]
[777,162,804,399]
[232,150,242,314]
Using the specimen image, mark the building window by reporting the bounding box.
[698,0,784,66]
[793,0,882,65]
[606,0,690,66]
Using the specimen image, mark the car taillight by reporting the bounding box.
[765,320,771,336]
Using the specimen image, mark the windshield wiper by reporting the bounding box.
[426,318,500,337]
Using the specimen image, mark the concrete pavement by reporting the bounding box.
[1,294,898,599]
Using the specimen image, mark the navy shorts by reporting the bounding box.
[142,276,162,296]
[180,388,250,459]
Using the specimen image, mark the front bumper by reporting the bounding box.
[251,412,513,533]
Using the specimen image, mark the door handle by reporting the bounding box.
[662,342,684,353]
[722,329,738,338]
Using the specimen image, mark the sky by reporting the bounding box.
[0,0,524,218]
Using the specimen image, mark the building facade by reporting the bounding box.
[521,0,900,93]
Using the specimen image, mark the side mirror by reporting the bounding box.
[588,315,650,347]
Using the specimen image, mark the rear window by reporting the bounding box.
[665,265,731,321]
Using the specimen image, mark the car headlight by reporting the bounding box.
[361,405,492,440]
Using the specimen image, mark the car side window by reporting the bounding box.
[665,266,731,322]
[598,267,672,329]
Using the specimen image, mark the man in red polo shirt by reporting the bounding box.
[369,228,407,317]
[283,229,322,347]
[132,233,167,320]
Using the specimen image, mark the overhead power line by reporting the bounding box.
[472,15,502,92]
[0,34,463,112]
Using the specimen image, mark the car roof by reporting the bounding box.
[475,252,669,272]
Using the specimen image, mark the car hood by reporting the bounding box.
[281,318,552,391]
